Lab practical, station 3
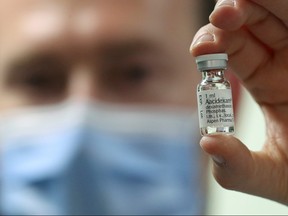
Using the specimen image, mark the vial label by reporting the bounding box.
[197,89,234,128]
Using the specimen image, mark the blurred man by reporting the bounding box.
[0,0,214,214]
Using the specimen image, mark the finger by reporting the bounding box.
[200,135,254,191]
[210,0,288,51]
[190,23,270,82]
[200,135,288,204]
[251,0,288,25]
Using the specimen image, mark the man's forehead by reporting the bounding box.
[2,1,159,36]
[2,1,195,42]
[1,0,173,17]
[1,0,199,66]
[1,0,198,24]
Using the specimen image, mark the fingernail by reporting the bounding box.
[191,33,215,49]
[215,0,236,8]
[212,155,226,166]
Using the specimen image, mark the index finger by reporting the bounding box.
[210,0,288,51]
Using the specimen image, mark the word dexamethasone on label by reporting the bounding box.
[197,89,234,127]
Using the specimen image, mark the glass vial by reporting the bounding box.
[195,53,234,136]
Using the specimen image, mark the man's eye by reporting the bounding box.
[16,71,67,93]
[6,56,68,102]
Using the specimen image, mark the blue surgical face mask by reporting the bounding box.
[0,100,205,215]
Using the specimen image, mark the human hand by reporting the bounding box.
[190,0,288,205]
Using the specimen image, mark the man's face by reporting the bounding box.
[0,0,201,110]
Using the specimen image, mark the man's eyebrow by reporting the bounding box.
[4,52,68,82]
[7,52,62,70]
[5,38,164,73]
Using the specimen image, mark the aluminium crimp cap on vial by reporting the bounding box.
[195,53,228,71]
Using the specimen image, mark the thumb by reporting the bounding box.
[200,134,255,191]
[200,134,288,204]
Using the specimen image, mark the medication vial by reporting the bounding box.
[196,53,234,136]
